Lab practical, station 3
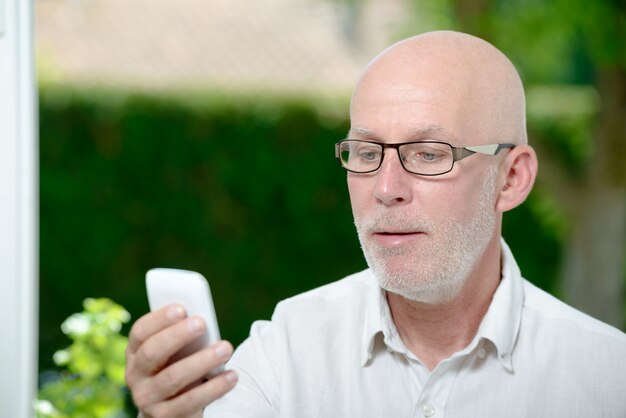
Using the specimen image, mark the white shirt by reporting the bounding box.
[205,239,626,417]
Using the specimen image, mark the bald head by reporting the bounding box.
[351,31,527,145]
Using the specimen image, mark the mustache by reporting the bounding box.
[354,211,435,234]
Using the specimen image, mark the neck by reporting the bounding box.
[386,237,502,371]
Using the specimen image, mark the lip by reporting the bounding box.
[372,231,425,247]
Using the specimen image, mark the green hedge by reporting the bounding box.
[39,87,561,375]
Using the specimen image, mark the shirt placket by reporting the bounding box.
[411,354,469,418]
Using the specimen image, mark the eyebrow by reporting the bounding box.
[347,124,455,140]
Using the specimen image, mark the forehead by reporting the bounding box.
[349,124,458,143]
[348,37,526,145]
[349,81,472,144]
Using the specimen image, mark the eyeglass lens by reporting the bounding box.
[339,141,454,175]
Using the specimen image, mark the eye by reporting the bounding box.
[401,143,451,165]
[357,148,382,162]
[420,152,438,162]
[405,150,444,163]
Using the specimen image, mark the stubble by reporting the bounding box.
[355,166,499,304]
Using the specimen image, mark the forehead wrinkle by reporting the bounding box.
[348,124,458,142]
[349,126,373,137]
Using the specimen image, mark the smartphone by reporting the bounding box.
[146,268,223,377]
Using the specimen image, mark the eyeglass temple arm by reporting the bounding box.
[452,143,515,161]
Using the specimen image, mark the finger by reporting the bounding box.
[128,304,187,354]
[153,341,234,401]
[134,316,207,376]
[133,340,234,409]
[142,369,238,418]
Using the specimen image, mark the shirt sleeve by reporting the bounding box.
[203,319,282,418]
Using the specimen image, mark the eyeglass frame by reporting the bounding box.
[334,139,516,176]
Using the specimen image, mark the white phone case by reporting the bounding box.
[146,268,223,376]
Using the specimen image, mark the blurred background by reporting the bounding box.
[36,0,625,415]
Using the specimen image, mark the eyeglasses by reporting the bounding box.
[335,140,515,176]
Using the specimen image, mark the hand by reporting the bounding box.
[125,304,238,418]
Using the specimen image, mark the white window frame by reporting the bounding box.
[0,0,38,415]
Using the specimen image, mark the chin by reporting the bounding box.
[378,271,467,305]
[366,250,475,305]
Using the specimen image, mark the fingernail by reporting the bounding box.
[225,370,238,384]
[187,317,205,333]
[215,341,232,359]
[167,305,185,320]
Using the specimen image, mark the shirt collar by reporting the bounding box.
[473,238,524,371]
[360,238,525,371]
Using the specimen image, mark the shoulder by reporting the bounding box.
[516,279,626,404]
[274,269,374,312]
[521,279,626,345]
[264,268,376,337]
[226,269,376,390]
[245,268,376,338]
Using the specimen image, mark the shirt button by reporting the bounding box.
[477,347,487,359]
[421,403,435,417]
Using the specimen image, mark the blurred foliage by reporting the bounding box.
[36,298,130,418]
[39,87,362,374]
[526,84,598,177]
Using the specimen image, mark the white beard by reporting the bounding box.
[354,166,498,304]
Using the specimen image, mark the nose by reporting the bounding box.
[373,149,413,206]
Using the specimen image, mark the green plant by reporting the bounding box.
[36,298,131,418]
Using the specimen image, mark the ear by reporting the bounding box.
[495,145,538,212]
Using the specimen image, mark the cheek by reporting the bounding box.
[346,171,486,223]
[421,181,481,222]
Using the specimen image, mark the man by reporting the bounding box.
[125,31,626,417]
